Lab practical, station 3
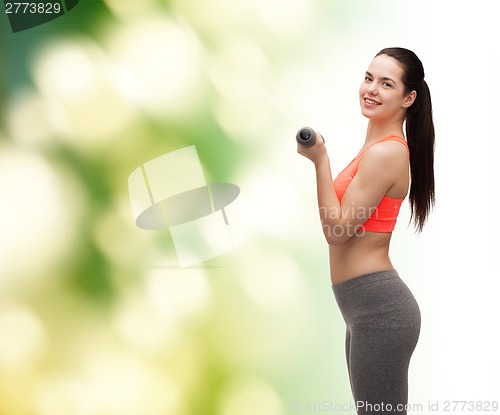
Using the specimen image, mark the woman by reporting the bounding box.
[298,47,435,414]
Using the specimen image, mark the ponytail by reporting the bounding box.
[376,47,435,232]
[405,80,435,232]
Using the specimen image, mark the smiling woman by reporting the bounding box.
[297,47,435,415]
[360,55,416,122]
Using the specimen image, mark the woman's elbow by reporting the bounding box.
[325,235,350,246]
[322,224,353,246]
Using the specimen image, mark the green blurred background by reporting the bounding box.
[1,1,498,414]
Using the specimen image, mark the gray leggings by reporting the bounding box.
[332,270,421,415]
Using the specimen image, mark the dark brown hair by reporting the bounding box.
[376,47,435,232]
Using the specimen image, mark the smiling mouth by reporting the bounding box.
[364,98,381,105]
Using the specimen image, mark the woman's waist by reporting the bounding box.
[329,240,392,285]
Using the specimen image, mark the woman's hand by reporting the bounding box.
[297,131,328,165]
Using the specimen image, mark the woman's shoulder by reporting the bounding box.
[361,138,409,168]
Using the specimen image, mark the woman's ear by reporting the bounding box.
[403,90,417,108]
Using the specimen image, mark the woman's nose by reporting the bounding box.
[368,84,378,95]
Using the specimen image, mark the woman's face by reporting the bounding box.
[359,54,415,122]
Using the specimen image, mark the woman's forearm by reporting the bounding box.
[314,155,344,244]
[314,155,361,245]
[297,135,357,244]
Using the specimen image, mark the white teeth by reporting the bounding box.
[365,99,380,105]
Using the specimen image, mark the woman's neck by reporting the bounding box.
[364,119,405,144]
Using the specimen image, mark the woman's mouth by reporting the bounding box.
[364,98,381,105]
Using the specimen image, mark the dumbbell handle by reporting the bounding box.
[296,127,325,147]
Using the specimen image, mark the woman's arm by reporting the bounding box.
[313,154,346,244]
[298,136,406,245]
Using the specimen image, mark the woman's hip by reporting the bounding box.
[332,269,421,330]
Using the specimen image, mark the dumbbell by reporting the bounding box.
[296,127,325,147]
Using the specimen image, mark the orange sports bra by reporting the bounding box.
[333,135,409,233]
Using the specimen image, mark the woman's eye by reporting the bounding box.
[382,82,392,87]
